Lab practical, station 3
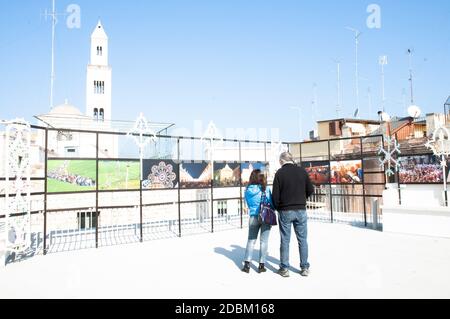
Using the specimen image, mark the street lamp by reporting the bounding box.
[290,106,303,141]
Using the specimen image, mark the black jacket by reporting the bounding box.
[272,163,314,211]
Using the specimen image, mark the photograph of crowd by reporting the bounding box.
[330,160,363,184]
[47,160,96,193]
[301,161,330,185]
[398,155,444,184]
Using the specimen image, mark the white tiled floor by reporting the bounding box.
[1,221,450,299]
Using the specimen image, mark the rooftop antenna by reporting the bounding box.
[332,59,342,118]
[312,83,318,122]
[406,48,421,119]
[42,0,65,110]
[346,27,362,119]
[379,55,388,113]
[402,88,407,110]
[407,48,415,105]
[367,87,373,120]
[290,106,303,140]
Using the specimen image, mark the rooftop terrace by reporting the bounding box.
[1,221,449,299]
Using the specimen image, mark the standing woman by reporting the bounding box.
[242,169,274,273]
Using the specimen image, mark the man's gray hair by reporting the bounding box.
[279,152,295,166]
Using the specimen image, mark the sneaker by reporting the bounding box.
[241,262,250,274]
[277,268,290,278]
[300,269,310,277]
[258,263,267,273]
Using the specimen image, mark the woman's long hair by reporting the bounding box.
[248,169,261,186]
[258,173,267,192]
[248,169,266,192]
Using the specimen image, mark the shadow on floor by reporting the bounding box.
[214,245,302,274]
[5,232,43,266]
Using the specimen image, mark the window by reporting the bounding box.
[94,81,105,94]
[329,122,336,136]
[77,212,98,230]
[93,108,98,121]
[329,121,341,136]
[97,46,103,56]
[217,201,228,216]
[99,108,104,122]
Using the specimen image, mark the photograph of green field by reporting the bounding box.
[98,161,140,190]
[47,160,96,193]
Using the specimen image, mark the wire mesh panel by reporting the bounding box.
[241,142,266,163]
[142,203,179,241]
[144,137,177,160]
[98,133,127,159]
[0,120,395,265]
[46,210,97,254]
[213,184,242,232]
[179,138,209,162]
[47,130,97,159]
[330,138,361,161]
[46,193,96,253]
[142,189,179,240]
[98,207,140,247]
[214,141,240,162]
[301,141,329,162]
[365,195,383,229]
[290,143,301,162]
[180,188,211,236]
[362,135,383,157]
[306,185,331,222]
[330,185,365,225]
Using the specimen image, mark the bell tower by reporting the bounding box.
[86,21,112,123]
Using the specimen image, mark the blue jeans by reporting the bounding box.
[279,210,310,270]
[244,216,272,264]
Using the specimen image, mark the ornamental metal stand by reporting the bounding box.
[378,135,401,178]
[425,126,450,207]
[268,140,288,181]
[201,121,222,233]
[127,113,157,241]
[2,119,32,266]
[127,113,157,180]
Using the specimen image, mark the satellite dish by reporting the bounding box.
[408,105,421,118]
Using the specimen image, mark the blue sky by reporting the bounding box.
[1,0,450,141]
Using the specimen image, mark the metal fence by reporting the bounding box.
[1,123,387,263]
[290,135,386,228]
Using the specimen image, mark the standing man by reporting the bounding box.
[273,152,314,278]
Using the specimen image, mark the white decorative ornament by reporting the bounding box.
[3,119,32,264]
[378,136,401,177]
[201,121,222,180]
[201,121,222,148]
[425,126,450,157]
[127,113,157,180]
